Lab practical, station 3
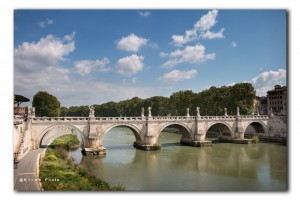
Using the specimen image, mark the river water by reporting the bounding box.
[69,127,287,191]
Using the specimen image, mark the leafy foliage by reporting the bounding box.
[14,94,30,107]
[49,134,81,150]
[32,91,61,117]
[60,83,256,117]
[39,135,125,191]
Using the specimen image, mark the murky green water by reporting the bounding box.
[69,127,287,191]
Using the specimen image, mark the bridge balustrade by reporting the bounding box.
[151,116,196,120]
[239,115,268,119]
[30,115,268,123]
[199,116,236,120]
[94,117,144,121]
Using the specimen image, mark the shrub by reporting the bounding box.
[45,155,57,161]
[54,146,68,159]
[154,143,161,150]
[251,135,259,144]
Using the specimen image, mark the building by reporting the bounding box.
[252,96,268,115]
[14,106,26,116]
[267,85,287,116]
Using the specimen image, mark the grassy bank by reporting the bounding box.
[39,134,124,191]
[48,134,81,150]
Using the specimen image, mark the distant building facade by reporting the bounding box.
[267,85,287,116]
[14,106,26,116]
[253,96,268,115]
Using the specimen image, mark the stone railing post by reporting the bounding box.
[141,107,145,117]
[224,108,228,116]
[148,107,152,117]
[186,108,190,117]
[196,107,200,117]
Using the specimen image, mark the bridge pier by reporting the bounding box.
[180,133,212,147]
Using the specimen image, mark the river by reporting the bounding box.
[69,127,287,191]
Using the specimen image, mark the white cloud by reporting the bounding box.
[231,41,237,48]
[14,33,76,73]
[138,11,151,17]
[115,54,144,77]
[13,34,170,108]
[37,18,55,28]
[162,44,215,68]
[225,69,286,96]
[116,33,149,52]
[194,10,219,31]
[162,59,180,69]
[74,57,111,75]
[14,33,77,106]
[171,10,224,46]
[159,69,197,84]
[160,52,168,57]
[64,31,76,42]
[201,28,225,39]
[14,67,168,107]
[250,69,286,96]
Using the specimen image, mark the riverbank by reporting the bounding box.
[39,134,124,191]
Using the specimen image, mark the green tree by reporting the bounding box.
[60,107,68,117]
[168,90,196,116]
[143,96,169,116]
[32,91,61,117]
[14,94,30,107]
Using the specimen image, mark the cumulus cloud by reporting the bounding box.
[250,69,286,96]
[116,33,149,52]
[14,33,76,73]
[138,11,151,17]
[171,10,225,46]
[115,54,144,77]
[37,18,55,28]
[14,33,77,105]
[159,69,197,84]
[64,31,76,42]
[161,44,215,68]
[201,28,225,39]
[74,57,111,75]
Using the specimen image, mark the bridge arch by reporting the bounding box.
[38,124,86,148]
[102,124,143,144]
[159,122,193,140]
[206,122,234,140]
[244,120,268,137]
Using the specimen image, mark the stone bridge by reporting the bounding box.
[27,107,270,152]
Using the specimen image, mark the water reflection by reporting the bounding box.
[69,127,287,191]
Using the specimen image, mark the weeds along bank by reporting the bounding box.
[39,134,124,191]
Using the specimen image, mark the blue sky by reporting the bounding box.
[14,9,287,107]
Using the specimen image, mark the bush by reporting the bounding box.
[54,146,68,159]
[45,155,57,161]
[40,134,124,191]
[251,135,259,144]
[154,143,161,150]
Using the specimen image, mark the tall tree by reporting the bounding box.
[168,90,196,116]
[14,94,30,107]
[32,91,61,117]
